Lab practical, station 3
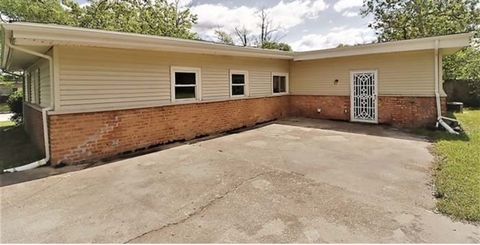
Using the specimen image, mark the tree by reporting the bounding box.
[258,9,277,46]
[361,0,479,42]
[79,0,197,39]
[234,26,252,47]
[214,29,234,45]
[262,41,292,51]
[0,0,198,40]
[0,0,81,25]
[361,0,480,82]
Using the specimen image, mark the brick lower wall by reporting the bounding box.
[289,95,350,120]
[49,96,289,165]
[23,103,45,155]
[289,95,445,127]
[45,95,446,165]
[378,96,446,127]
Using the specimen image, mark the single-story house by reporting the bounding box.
[1,22,472,165]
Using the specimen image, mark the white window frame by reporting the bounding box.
[229,70,249,98]
[36,67,41,105]
[272,72,289,95]
[24,72,30,102]
[170,66,202,102]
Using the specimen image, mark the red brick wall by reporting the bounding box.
[378,96,446,127]
[46,95,445,165]
[289,95,445,127]
[289,95,350,120]
[23,103,45,154]
[49,96,289,165]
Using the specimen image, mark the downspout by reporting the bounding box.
[434,39,459,135]
[3,37,55,172]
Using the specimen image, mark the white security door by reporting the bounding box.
[350,70,378,123]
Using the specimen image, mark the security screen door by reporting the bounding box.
[350,70,378,123]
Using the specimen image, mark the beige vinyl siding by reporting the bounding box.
[56,46,289,112]
[25,58,51,107]
[291,50,435,96]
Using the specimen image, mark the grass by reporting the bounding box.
[419,109,480,222]
[0,123,43,172]
[0,103,9,113]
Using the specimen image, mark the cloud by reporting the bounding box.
[167,0,193,7]
[291,26,377,51]
[333,0,363,12]
[191,0,328,41]
[342,10,358,17]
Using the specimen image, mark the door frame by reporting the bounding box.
[350,70,378,124]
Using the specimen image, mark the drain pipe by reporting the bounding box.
[3,38,54,172]
[434,39,459,135]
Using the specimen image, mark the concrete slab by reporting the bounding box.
[1,118,479,243]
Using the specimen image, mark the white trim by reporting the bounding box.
[294,33,473,61]
[272,72,289,95]
[350,70,378,124]
[170,66,201,102]
[3,23,292,60]
[1,23,472,65]
[229,70,249,98]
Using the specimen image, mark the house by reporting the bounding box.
[0,22,472,165]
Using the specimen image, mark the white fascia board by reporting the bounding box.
[6,23,293,59]
[1,28,11,69]
[294,33,474,61]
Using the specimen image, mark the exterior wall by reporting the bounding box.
[23,103,45,154]
[378,96,446,127]
[49,96,289,165]
[290,50,436,96]
[289,95,350,121]
[289,95,446,127]
[55,46,290,113]
[25,56,51,107]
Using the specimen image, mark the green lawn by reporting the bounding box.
[423,110,480,222]
[0,103,9,113]
[0,123,43,171]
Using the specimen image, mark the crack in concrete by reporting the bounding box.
[123,170,273,243]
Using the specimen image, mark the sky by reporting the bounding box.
[75,0,377,51]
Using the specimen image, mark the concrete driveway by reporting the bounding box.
[1,118,479,243]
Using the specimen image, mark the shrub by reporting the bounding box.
[6,90,23,124]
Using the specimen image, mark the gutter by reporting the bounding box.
[434,39,459,135]
[3,37,55,173]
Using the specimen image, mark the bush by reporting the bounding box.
[6,91,23,124]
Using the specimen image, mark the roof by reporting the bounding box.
[1,22,474,69]
[293,33,474,61]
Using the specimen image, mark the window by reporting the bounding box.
[230,70,248,97]
[272,73,288,94]
[24,72,30,102]
[36,68,41,105]
[171,67,201,101]
[28,72,33,102]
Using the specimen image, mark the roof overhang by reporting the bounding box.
[294,33,474,61]
[2,22,293,64]
[1,22,474,70]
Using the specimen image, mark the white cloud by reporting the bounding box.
[342,10,358,17]
[167,0,193,7]
[267,0,328,29]
[191,4,259,40]
[333,0,363,12]
[191,0,328,41]
[291,26,377,51]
